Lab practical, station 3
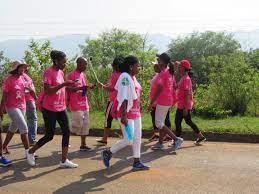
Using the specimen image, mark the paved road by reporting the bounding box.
[0,135,259,194]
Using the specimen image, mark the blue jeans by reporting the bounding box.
[26,101,38,144]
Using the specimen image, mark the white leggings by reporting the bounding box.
[110,117,142,158]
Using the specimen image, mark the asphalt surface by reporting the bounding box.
[0,135,259,194]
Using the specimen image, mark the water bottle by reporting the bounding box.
[125,124,133,141]
[82,88,87,97]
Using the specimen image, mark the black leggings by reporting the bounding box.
[175,108,200,137]
[37,109,70,148]
[104,101,114,128]
[151,107,171,131]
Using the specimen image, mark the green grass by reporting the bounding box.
[1,110,259,134]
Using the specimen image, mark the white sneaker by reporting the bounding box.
[26,150,36,166]
[172,137,184,151]
[60,159,78,168]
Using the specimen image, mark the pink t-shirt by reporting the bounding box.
[108,72,121,102]
[157,68,176,106]
[112,76,142,120]
[149,73,159,107]
[177,75,193,110]
[67,70,89,111]
[42,67,66,112]
[3,75,26,110]
[22,73,35,102]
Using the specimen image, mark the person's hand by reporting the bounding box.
[25,86,35,93]
[63,80,75,86]
[147,104,152,112]
[183,109,188,117]
[121,116,128,125]
[0,106,5,119]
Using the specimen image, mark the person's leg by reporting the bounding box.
[184,110,204,139]
[110,119,133,154]
[2,131,15,153]
[102,119,133,168]
[29,109,56,154]
[99,101,113,143]
[175,109,184,137]
[132,117,150,171]
[0,124,12,166]
[6,108,30,150]
[149,107,159,142]
[155,105,177,141]
[26,101,38,146]
[80,111,91,150]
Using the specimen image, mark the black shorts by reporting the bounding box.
[104,101,114,128]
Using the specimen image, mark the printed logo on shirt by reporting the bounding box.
[121,77,129,86]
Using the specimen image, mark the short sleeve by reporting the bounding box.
[43,70,52,85]
[183,78,192,91]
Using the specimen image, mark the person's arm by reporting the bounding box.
[0,92,7,118]
[120,100,128,125]
[183,90,190,117]
[44,81,75,95]
[147,84,162,112]
[25,87,38,100]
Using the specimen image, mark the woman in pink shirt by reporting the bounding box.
[28,50,78,168]
[97,57,123,145]
[0,61,36,166]
[102,56,150,171]
[147,53,183,151]
[175,60,206,144]
[149,62,172,143]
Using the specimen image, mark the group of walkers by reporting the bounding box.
[0,50,206,171]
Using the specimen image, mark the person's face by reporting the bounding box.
[154,64,161,73]
[17,65,26,75]
[131,62,140,75]
[56,57,67,70]
[78,60,87,72]
[157,58,166,68]
[178,65,185,75]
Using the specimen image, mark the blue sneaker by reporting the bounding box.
[0,156,12,167]
[101,150,112,168]
[172,137,183,151]
[132,161,150,171]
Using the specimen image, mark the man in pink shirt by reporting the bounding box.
[67,57,94,151]
[97,57,123,145]
[147,53,183,151]
[175,60,206,144]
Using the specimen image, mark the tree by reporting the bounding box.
[23,40,53,93]
[246,48,259,70]
[79,28,157,67]
[205,53,256,115]
[168,31,241,84]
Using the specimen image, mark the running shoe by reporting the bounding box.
[26,150,36,166]
[60,159,78,168]
[172,137,183,150]
[80,145,91,151]
[96,139,108,145]
[101,149,112,168]
[132,161,150,171]
[0,156,12,167]
[195,136,206,145]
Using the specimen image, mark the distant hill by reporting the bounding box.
[0,31,258,60]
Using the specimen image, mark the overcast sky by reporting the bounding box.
[0,0,258,41]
